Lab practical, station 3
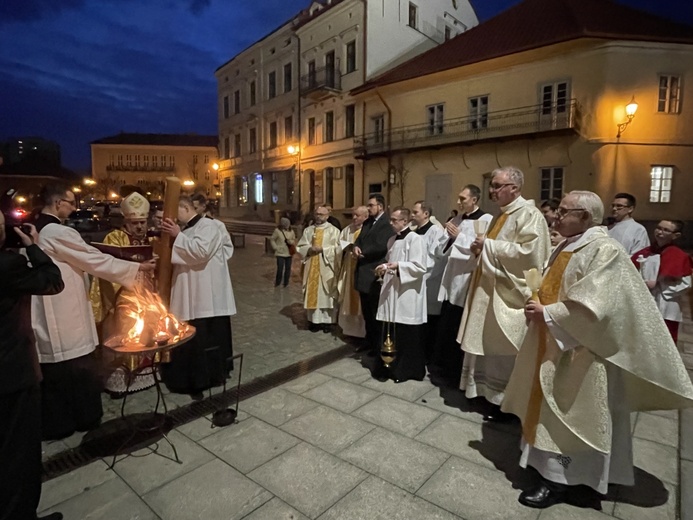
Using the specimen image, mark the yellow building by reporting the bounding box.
[90,133,219,201]
[352,0,693,245]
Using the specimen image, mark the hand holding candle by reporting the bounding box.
[473,219,489,238]
[524,268,542,302]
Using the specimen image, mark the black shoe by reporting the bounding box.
[38,513,64,520]
[190,392,204,401]
[518,482,567,509]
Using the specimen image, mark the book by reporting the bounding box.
[92,242,153,262]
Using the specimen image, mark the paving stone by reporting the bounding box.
[361,377,434,402]
[243,497,310,520]
[281,405,375,453]
[316,357,373,384]
[614,479,677,520]
[39,460,115,512]
[241,387,319,426]
[200,416,299,473]
[318,475,460,520]
[633,412,678,448]
[248,442,367,518]
[303,378,380,413]
[42,439,69,461]
[39,476,157,519]
[280,371,333,394]
[416,456,539,520]
[417,387,487,424]
[112,430,215,495]
[632,438,678,485]
[682,460,693,520]
[175,416,218,441]
[538,504,615,520]
[352,394,441,437]
[143,459,272,520]
[415,413,522,472]
[681,407,693,462]
[338,427,449,492]
[646,409,679,420]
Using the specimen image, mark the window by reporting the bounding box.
[540,167,564,201]
[308,117,316,145]
[134,155,140,167]
[541,81,569,115]
[308,60,316,88]
[324,167,334,206]
[345,104,355,138]
[204,155,209,163]
[284,115,293,142]
[151,155,157,168]
[268,71,276,99]
[373,115,385,144]
[346,40,356,74]
[254,173,264,204]
[126,154,132,167]
[345,164,355,208]
[143,155,149,168]
[469,96,488,129]
[269,121,278,149]
[283,63,292,93]
[223,96,229,118]
[325,51,335,88]
[236,176,248,205]
[445,26,452,41]
[205,170,210,181]
[427,104,444,135]
[193,170,198,180]
[224,137,230,159]
[233,90,240,114]
[161,155,166,166]
[117,154,123,167]
[169,156,175,168]
[650,166,673,203]
[193,155,198,164]
[408,2,418,29]
[249,81,256,106]
[658,75,681,113]
[325,111,334,142]
[233,134,241,157]
[249,128,257,153]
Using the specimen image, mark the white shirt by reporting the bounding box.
[608,219,650,255]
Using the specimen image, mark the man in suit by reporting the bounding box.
[353,194,395,355]
[0,213,65,520]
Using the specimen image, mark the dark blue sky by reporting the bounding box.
[1,0,691,171]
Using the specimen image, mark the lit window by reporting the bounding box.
[254,174,264,204]
[650,166,673,203]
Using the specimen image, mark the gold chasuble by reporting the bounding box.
[339,228,362,315]
[305,227,325,310]
[503,227,693,456]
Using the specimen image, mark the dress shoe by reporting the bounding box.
[483,405,516,423]
[190,392,204,401]
[518,482,567,509]
[38,513,64,520]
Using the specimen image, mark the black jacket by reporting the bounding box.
[353,214,395,293]
[0,245,64,394]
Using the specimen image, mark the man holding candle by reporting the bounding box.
[457,167,551,420]
[503,191,693,508]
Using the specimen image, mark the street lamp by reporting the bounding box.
[182,180,195,187]
[616,96,638,138]
[288,145,301,213]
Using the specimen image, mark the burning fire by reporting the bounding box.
[116,287,189,348]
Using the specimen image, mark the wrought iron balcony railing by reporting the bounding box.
[355,100,578,158]
[300,66,342,97]
[106,164,175,172]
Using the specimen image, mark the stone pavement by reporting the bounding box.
[38,355,683,520]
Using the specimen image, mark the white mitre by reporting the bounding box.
[121,192,150,219]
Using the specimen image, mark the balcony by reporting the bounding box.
[355,100,578,158]
[106,164,175,172]
[300,66,342,100]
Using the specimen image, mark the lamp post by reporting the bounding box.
[616,96,638,138]
[288,145,301,216]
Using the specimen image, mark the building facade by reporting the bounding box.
[90,133,219,201]
[351,0,693,244]
[216,0,478,222]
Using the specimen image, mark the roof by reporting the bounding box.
[353,0,693,94]
[91,133,218,148]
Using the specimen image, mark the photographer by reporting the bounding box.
[0,213,64,520]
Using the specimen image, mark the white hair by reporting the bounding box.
[569,190,604,225]
[491,166,524,189]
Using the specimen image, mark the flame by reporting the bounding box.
[118,286,187,347]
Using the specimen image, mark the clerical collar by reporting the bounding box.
[415,221,433,235]
[463,208,483,220]
[500,196,526,213]
[34,212,61,232]
[184,214,203,229]
[395,228,411,240]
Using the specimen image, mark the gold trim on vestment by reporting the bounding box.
[305,227,324,309]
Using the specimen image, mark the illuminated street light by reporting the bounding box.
[182,180,195,187]
[83,178,96,186]
[72,186,82,193]
[212,162,219,171]
[16,196,26,204]
[287,145,299,155]
[110,192,119,199]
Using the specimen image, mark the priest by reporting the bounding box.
[337,206,368,339]
[160,195,236,399]
[503,191,693,508]
[431,185,492,387]
[458,167,551,420]
[374,207,427,383]
[297,205,342,333]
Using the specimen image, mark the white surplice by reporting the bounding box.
[607,218,650,255]
[418,223,447,316]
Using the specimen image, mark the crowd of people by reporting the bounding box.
[286,165,693,509]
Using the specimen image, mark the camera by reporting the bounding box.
[1,189,29,249]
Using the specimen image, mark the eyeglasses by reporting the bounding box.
[556,207,586,219]
[367,203,380,208]
[489,183,515,191]
[60,198,77,207]
[655,226,676,234]
[389,217,406,223]
[611,204,631,209]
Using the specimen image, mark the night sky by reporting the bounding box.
[1,0,691,171]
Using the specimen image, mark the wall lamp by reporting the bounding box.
[616,96,638,138]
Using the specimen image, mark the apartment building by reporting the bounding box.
[351,0,693,244]
[216,0,478,221]
[91,133,219,200]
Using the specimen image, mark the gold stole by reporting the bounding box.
[306,227,325,309]
[487,212,509,240]
[348,228,361,315]
[523,250,573,444]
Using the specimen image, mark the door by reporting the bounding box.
[425,174,452,221]
[325,51,335,88]
[539,81,570,131]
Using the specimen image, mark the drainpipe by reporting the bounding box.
[360,0,368,202]
[374,88,393,205]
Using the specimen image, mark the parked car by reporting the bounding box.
[65,210,112,244]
